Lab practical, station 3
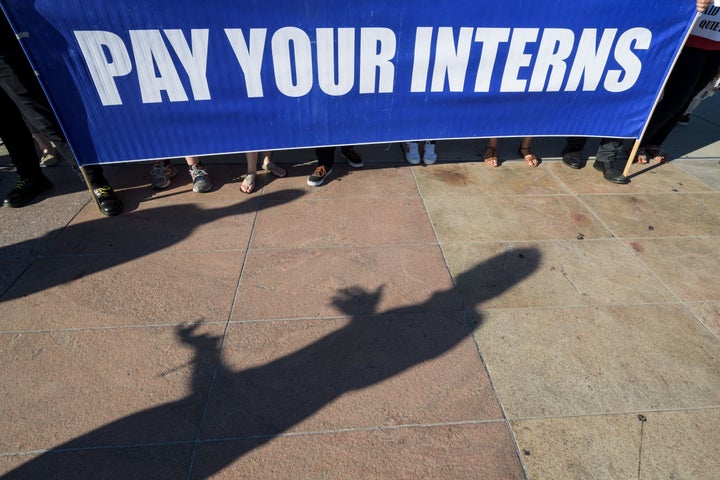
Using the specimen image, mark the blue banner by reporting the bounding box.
[0,1,698,165]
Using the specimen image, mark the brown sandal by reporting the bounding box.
[483,146,499,167]
[519,146,539,167]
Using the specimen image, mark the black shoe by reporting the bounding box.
[91,184,124,216]
[561,149,583,169]
[340,146,364,168]
[593,161,629,184]
[3,175,52,207]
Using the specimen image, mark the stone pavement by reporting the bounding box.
[1,96,719,479]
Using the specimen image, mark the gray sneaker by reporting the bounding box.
[151,162,177,189]
[189,164,212,193]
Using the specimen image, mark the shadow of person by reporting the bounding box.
[0,189,306,302]
[1,248,540,479]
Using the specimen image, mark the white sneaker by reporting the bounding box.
[423,142,437,164]
[404,142,421,165]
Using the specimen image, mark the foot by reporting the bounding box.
[189,164,212,193]
[340,146,363,168]
[561,148,583,169]
[404,142,421,165]
[263,160,286,178]
[483,146,498,167]
[519,146,539,167]
[150,162,177,190]
[240,172,256,193]
[307,165,332,186]
[678,114,690,125]
[91,184,123,216]
[593,160,629,184]
[39,146,58,167]
[636,145,666,165]
[3,175,52,207]
[423,141,437,165]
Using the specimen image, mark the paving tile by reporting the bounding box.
[511,414,641,480]
[425,195,612,243]
[547,161,714,195]
[191,423,525,480]
[44,199,260,256]
[674,159,720,191]
[686,301,720,338]
[0,251,243,330]
[639,408,720,480]
[443,241,675,309]
[414,161,571,197]
[0,324,223,453]
[474,304,720,418]
[261,162,420,199]
[202,315,498,439]
[0,444,193,479]
[581,192,720,238]
[625,237,720,302]
[232,245,458,321]
[251,196,436,249]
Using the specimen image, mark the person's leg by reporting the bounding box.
[404,141,421,165]
[593,138,628,184]
[186,156,211,193]
[33,133,58,167]
[0,87,52,207]
[308,147,335,186]
[484,138,499,167]
[261,150,286,177]
[241,152,258,193]
[422,140,437,165]
[643,48,717,148]
[340,145,363,168]
[561,137,588,169]
[519,136,539,167]
[150,158,178,190]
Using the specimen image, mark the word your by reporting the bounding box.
[74,26,651,106]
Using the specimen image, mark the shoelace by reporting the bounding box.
[94,186,112,198]
[12,179,29,189]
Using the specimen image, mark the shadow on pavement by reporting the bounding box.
[1,247,541,479]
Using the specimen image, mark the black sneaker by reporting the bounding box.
[3,175,52,207]
[340,146,364,168]
[91,184,124,216]
[307,165,332,186]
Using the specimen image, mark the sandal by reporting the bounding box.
[39,146,58,167]
[263,160,286,178]
[483,145,499,167]
[240,172,256,193]
[519,146,539,167]
[636,145,667,164]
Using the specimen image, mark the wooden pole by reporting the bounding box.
[623,139,641,177]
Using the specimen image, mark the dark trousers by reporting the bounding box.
[0,49,107,185]
[0,85,43,180]
[564,137,622,165]
[642,47,720,147]
[316,147,335,169]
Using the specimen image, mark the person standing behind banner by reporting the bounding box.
[402,141,437,165]
[150,156,213,193]
[678,66,720,124]
[0,13,123,215]
[307,145,364,187]
[240,151,286,194]
[561,0,717,184]
[635,0,720,163]
[483,137,539,168]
